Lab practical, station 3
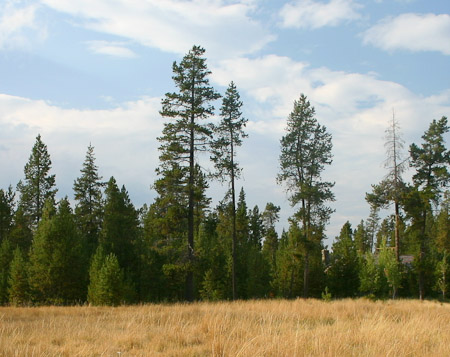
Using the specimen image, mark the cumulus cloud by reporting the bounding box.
[0,1,46,50]
[40,0,274,58]
[86,41,137,58]
[279,0,362,29]
[363,13,450,55]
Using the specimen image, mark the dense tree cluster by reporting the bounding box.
[0,46,449,305]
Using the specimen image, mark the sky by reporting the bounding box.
[1,0,449,246]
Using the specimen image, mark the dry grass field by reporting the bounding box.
[1,299,449,356]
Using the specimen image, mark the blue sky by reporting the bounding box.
[1,0,449,244]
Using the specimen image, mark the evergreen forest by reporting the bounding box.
[1,46,449,306]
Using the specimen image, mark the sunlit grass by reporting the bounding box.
[1,299,449,356]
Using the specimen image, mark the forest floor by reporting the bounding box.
[1,298,449,356]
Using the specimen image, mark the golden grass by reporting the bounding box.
[1,299,449,356]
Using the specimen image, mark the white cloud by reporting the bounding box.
[212,55,450,237]
[40,0,274,58]
[86,41,137,58]
[279,0,362,29]
[0,94,164,206]
[363,13,450,55]
[0,1,46,50]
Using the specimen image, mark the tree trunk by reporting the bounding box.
[394,200,400,262]
[289,265,295,298]
[303,251,309,298]
[231,166,237,300]
[442,269,446,301]
[418,209,427,301]
[186,115,195,302]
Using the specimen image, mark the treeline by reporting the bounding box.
[0,45,449,306]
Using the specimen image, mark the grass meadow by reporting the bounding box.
[1,299,449,356]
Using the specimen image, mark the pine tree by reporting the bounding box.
[145,171,188,302]
[8,247,30,306]
[408,116,450,299]
[149,161,188,252]
[197,213,227,301]
[135,230,166,302]
[359,252,383,298]
[89,252,127,306]
[327,222,359,298]
[436,250,449,300]
[248,204,273,297]
[410,117,450,200]
[211,81,248,300]
[375,216,395,250]
[73,144,104,257]
[262,203,280,278]
[277,94,335,297]
[100,177,139,272]
[274,222,305,298]
[249,206,264,248]
[158,45,220,301]
[354,220,370,255]
[245,203,271,299]
[87,245,106,304]
[28,198,86,304]
[17,134,57,227]
[0,239,13,304]
[8,205,33,252]
[435,198,450,253]
[272,229,292,297]
[193,164,211,238]
[365,207,380,253]
[0,186,15,243]
[145,161,210,302]
[99,178,138,301]
[235,188,250,298]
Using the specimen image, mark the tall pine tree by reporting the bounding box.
[407,116,450,299]
[277,94,334,297]
[158,45,220,301]
[211,81,248,300]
